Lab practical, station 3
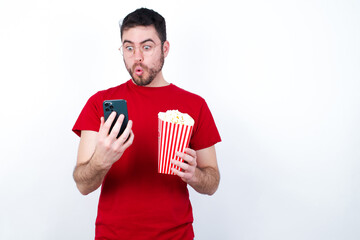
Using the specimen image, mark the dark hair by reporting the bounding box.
[120,8,167,43]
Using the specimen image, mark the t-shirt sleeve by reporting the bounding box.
[189,99,221,150]
[72,93,102,137]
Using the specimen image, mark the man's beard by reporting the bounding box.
[126,52,165,86]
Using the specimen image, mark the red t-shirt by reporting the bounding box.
[73,80,221,239]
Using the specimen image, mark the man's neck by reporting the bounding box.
[144,72,169,87]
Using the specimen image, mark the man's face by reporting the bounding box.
[121,25,168,86]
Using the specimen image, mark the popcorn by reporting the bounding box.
[158,110,195,126]
[158,110,195,175]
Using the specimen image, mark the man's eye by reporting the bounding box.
[125,46,134,51]
[143,45,152,51]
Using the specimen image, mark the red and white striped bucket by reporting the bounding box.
[158,118,194,175]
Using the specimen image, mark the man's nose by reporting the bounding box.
[134,47,143,62]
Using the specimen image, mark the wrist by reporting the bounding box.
[89,152,111,172]
[187,167,201,185]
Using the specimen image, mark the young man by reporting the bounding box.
[72,8,221,239]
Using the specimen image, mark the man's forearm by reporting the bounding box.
[73,157,109,195]
[188,167,220,195]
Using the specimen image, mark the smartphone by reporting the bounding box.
[103,99,129,138]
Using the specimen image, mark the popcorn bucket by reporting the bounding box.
[158,117,194,175]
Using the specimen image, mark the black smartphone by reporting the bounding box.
[103,99,129,138]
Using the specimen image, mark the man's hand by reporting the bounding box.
[73,112,134,195]
[170,146,220,195]
[171,148,198,184]
[92,112,134,171]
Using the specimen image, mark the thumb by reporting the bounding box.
[99,117,105,131]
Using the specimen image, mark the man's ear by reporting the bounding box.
[162,40,170,57]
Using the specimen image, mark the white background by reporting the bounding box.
[1,0,359,239]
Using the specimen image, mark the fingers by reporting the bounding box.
[171,158,190,171]
[99,116,105,129]
[114,120,133,146]
[170,159,194,181]
[108,114,125,139]
[171,148,197,182]
[175,149,197,166]
[100,112,128,141]
[99,113,134,151]
[184,148,196,158]
[99,111,117,138]
[122,130,135,149]
[171,167,186,178]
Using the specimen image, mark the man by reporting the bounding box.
[72,8,221,239]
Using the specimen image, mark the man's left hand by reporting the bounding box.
[171,148,198,184]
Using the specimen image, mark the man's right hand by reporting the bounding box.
[92,112,134,171]
[73,112,134,195]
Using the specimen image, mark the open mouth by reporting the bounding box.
[134,66,144,76]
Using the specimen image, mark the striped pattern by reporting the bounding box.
[158,118,193,175]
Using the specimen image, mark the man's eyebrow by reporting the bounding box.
[122,39,155,45]
[140,39,155,44]
[122,40,133,44]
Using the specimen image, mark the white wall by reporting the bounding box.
[1,0,359,239]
